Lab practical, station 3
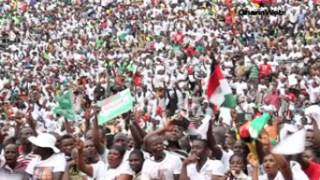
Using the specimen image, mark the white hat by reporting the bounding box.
[28,133,60,153]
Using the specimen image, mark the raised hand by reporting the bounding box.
[247,153,259,169]
[183,153,200,166]
[75,138,85,153]
[91,105,101,116]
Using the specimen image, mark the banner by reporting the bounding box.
[97,89,133,125]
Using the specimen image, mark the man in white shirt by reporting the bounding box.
[26,133,66,180]
[179,138,225,180]
[307,81,320,104]
[141,134,182,180]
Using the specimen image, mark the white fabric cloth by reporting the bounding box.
[272,128,306,155]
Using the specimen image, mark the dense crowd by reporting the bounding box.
[0,0,320,179]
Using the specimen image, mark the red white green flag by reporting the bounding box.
[206,64,236,108]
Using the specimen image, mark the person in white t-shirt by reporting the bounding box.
[105,145,133,180]
[141,134,182,180]
[76,140,108,180]
[249,153,308,180]
[26,133,67,180]
[179,138,225,180]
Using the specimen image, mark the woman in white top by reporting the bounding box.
[105,145,133,180]
[224,154,249,180]
[179,138,225,180]
[250,153,293,180]
[128,149,145,180]
[251,153,309,180]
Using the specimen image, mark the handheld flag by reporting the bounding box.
[248,113,271,139]
[53,91,76,121]
[207,63,236,108]
[97,89,133,125]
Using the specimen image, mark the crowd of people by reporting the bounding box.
[1,0,320,179]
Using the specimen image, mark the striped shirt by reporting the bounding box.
[17,146,38,171]
[249,64,259,80]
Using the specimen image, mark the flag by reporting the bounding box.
[264,120,278,144]
[206,64,236,108]
[248,113,271,139]
[53,91,76,120]
[272,129,306,155]
[97,89,133,125]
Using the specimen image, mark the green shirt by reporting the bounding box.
[249,64,259,80]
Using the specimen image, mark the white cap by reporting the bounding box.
[28,133,60,153]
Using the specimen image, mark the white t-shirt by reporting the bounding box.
[105,161,133,180]
[221,150,233,171]
[308,86,320,103]
[141,151,182,180]
[87,161,108,180]
[258,165,308,180]
[26,153,66,179]
[186,159,225,180]
[232,82,248,96]
[259,171,285,180]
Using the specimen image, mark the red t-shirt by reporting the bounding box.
[173,32,184,45]
[259,64,272,77]
[187,66,193,75]
[99,21,108,29]
[304,161,320,180]
[20,2,28,12]
[133,73,142,87]
[264,93,280,108]
[184,46,196,57]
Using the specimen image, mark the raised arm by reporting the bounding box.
[276,155,293,180]
[84,109,91,133]
[129,120,144,149]
[91,107,105,155]
[27,104,38,136]
[248,153,259,180]
[63,117,74,134]
[207,114,223,160]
